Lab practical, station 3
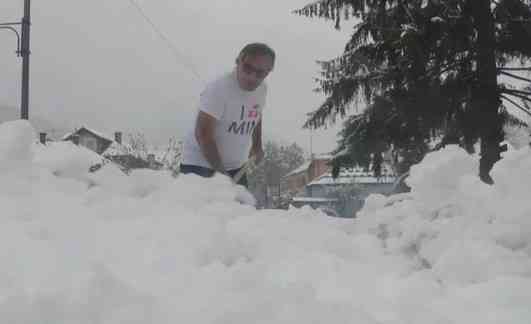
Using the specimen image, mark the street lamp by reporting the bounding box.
[1,0,31,120]
[0,23,21,56]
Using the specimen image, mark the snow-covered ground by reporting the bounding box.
[1,120,530,324]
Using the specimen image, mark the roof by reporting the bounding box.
[62,127,114,143]
[284,153,334,178]
[284,161,312,177]
[313,153,333,160]
[308,175,396,185]
[307,165,397,186]
[291,197,338,203]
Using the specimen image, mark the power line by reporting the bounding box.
[126,0,202,82]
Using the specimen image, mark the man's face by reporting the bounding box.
[236,54,274,91]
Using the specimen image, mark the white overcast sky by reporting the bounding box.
[1,0,358,153]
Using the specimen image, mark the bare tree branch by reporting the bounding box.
[498,67,531,72]
[500,88,531,98]
[499,71,531,83]
[501,95,531,117]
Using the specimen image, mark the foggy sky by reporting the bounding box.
[1,0,354,153]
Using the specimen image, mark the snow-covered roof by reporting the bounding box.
[292,197,338,203]
[313,153,333,160]
[284,153,334,178]
[61,132,72,140]
[284,161,312,177]
[62,127,115,143]
[308,175,396,186]
[33,140,107,174]
[307,165,397,186]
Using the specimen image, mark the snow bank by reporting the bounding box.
[1,120,530,324]
[0,120,35,169]
[504,124,531,150]
[355,145,531,323]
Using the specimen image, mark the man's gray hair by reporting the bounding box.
[238,43,276,65]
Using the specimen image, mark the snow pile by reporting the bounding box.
[504,124,530,150]
[33,140,107,181]
[0,120,35,169]
[355,145,531,323]
[1,120,530,324]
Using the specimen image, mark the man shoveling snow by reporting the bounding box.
[180,43,275,187]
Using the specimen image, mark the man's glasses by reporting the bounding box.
[242,62,270,79]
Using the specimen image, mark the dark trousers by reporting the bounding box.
[180,164,248,188]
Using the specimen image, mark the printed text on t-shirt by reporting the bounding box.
[227,105,260,135]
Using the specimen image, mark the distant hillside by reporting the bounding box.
[0,105,71,140]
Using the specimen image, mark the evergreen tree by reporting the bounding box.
[295,0,531,183]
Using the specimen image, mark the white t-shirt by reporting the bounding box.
[182,71,267,170]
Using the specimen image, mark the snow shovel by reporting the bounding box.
[232,156,256,184]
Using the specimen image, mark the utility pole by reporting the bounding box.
[0,0,31,120]
[309,128,313,158]
[306,112,314,159]
[21,0,31,120]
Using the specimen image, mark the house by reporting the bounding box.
[291,164,397,218]
[305,166,396,197]
[283,160,311,192]
[283,154,333,194]
[267,154,333,209]
[63,127,163,172]
[62,127,116,155]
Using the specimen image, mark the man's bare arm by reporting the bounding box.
[195,111,226,174]
[250,120,264,164]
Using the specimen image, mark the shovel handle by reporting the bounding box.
[232,156,256,183]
